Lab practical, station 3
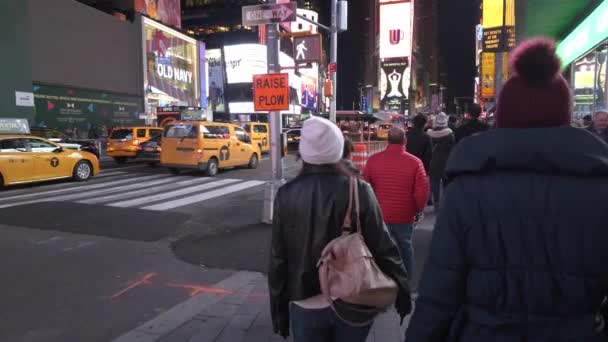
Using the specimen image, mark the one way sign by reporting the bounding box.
[242,2,297,27]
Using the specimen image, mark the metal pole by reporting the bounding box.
[330,0,338,123]
[262,12,284,224]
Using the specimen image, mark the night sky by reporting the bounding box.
[335,0,479,113]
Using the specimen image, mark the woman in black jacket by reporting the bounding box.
[269,116,411,341]
[426,112,455,211]
[406,38,608,342]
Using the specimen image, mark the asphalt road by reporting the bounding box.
[0,156,434,342]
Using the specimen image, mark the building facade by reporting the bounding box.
[359,0,441,116]
[506,0,606,119]
[2,0,206,137]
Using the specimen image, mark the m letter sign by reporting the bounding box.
[253,73,290,112]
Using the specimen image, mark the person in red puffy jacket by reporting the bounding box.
[364,128,429,276]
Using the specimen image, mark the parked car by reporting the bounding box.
[136,135,162,166]
[284,128,301,151]
[30,127,100,158]
[106,127,163,164]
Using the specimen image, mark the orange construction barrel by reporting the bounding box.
[352,143,368,172]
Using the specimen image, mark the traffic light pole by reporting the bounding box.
[262,10,284,224]
[330,0,338,123]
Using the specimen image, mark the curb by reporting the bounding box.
[111,271,264,342]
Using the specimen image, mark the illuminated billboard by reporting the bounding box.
[481,53,496,99]
[223,44,267,84]
[135,0,181,28]
[206,49,225,113]
[379,1,412,59]
[482,0,515,52]
[143,17,199,109]
[380,59,410,112]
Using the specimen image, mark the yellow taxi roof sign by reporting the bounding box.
[0,118,30,135]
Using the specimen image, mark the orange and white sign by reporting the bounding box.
[253,73,290,112]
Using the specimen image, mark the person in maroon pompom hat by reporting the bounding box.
[406,38,608,342]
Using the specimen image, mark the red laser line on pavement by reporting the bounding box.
[110,272,157,299]
[165,283,233,297]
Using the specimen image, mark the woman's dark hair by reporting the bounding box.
[343,138,355,159]
[412,114,428,129]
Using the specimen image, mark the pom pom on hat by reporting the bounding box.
[510,38,561,85]
[496,38,572,129]
[299,116,344,165]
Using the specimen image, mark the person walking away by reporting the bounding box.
[406,114,433,173]
[364,128,429,277]
[583,114,593,128]
[448,115,458,131]
[269,117,411,342]
[340,138,360,176]
[405,38,608,342]
[587,109,608,143]
[426,113,454,211]
[455,103,489,142]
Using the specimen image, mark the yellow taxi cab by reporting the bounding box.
[0,119,99,187]
[160,121,260,176]
[376,122,393,140]
[106,126,163,164]
[240,122,270,154]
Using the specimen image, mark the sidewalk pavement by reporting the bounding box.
[112,271,410,342]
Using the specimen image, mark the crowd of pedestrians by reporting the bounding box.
[268,37,608,342]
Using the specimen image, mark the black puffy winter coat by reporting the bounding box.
[427,128,455,180]
[269,164,411,336]
[406,127,608,342]
[407,127,433,172]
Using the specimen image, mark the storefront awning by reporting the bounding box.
[521,0,601,40]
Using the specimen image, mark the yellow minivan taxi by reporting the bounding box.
[106,127,163,164]
[240,122,270,153]
[160,122,260,176]
[0,135,100,187]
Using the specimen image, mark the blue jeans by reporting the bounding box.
[290,304,373,342]
[386,223,414,277]
[430,178,443,210]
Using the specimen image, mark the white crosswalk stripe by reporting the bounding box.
[143,180,266,211]
[109,178,240,208]
[0,172,266,212]
[78,177,212,205]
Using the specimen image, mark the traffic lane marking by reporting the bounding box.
[37,176,192,203]
[78,177,213,205]
[0,174,160,204]
[109,179,240,208]
[142,180,265,211]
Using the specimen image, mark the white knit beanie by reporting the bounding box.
[299,116,344,165]
[434,112,448,128]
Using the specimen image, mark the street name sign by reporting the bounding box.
[253,73,290,112]
[242,2,297,27]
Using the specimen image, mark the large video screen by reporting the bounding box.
[379,1,412,59]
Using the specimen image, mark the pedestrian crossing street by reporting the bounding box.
[0,169,266,212]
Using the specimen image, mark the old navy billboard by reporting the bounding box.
[143,17,199,107]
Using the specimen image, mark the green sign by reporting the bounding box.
[33,83,144,138]
[557,0,608,67]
